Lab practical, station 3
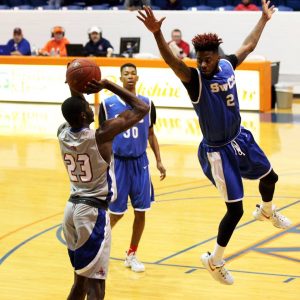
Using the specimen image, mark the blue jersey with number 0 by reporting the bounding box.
[103,95,151,158]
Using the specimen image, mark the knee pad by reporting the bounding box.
[226,201,244,222]
[261,169,278,185]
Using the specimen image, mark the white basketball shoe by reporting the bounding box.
[201,252,234,285]
[124,252,145,272]
[253,204,291,229]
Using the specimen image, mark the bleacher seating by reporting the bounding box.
[41,5,57,9]
[62,4,83,9]
[182,0,201,9]
[285,0,300,10]
[109,4,125,9]
[277,4,293,10]
[30,0,47,7]
[205,0,226,8]
[215,5,235,10]
[14,4,33,8]
[6,0,24,6]
[90,3,110,9]
[0,0,297,10]
[187,4,214,9]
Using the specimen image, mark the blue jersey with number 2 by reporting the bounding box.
[192,59,241,146]
[103,95,150,157]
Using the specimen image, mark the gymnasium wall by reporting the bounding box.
[0,10,299,76]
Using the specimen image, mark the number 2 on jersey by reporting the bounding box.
[226,94,235,106]
[64,153,92,182]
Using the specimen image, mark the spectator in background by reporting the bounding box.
[39,26,70,56]
[124,0,150,11]
[84,26,114,57]
[6,28,31,56]
[168,29,190,59]
[234,0,260,11]
[48,0,63,8]
[163,0,182,10]
[107,0,120,6]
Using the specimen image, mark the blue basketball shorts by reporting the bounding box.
[63,202,111,279]
[198,127,272,202]
[109,152,154,214]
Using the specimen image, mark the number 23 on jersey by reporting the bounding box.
[64,153,92,182]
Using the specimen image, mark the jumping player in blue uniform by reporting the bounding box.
[99,63,166,272]
[138,2,292,285]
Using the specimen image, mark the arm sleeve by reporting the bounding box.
[224,54,238,70]
[6,40,13,52]
[19,40,31,56]
[150,102,156,128]
[42,41,51,53]
[98,102,107,127]
[181,67,200,103]
[106,39,114,50]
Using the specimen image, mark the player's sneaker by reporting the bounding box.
[124,252,145,272]
[253,204,291,229]
[201,252,234,285]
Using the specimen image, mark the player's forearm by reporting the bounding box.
[149,133,162,163]
[104,80,149,116]
[242,16,268,53]
[153,30,191,82]
[153,30,177,65]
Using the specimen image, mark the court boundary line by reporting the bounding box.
[1,211,299,280]
[0,212,62,241]
[0,224,61,266]
[155,195,300,203]
[155,200,300,264]
[225,222,300,263]
[108,256,300,279]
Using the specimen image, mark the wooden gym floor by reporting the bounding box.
[0,101,299,300]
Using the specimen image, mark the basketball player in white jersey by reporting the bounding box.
[58,78,149,300]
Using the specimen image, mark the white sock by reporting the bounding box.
[261,201,272,216]
[211,243,226,266]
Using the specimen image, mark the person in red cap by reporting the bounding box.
[39,26,70,56]
[6,28,31,56]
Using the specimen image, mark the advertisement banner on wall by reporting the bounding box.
[0,103,260,144]
[0,65,260,111]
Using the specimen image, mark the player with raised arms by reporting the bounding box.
[137,2,291,285]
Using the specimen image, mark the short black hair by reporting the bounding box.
[172,29,181,34]
[120,63,137,74]
[61,96,86,127]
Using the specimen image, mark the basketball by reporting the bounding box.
[66,58,101,93]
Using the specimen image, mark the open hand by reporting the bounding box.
[261,0,275,21]
[137,6,166,34]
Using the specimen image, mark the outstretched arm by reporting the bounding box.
[235,0,275,66]
[137,6,191,83]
